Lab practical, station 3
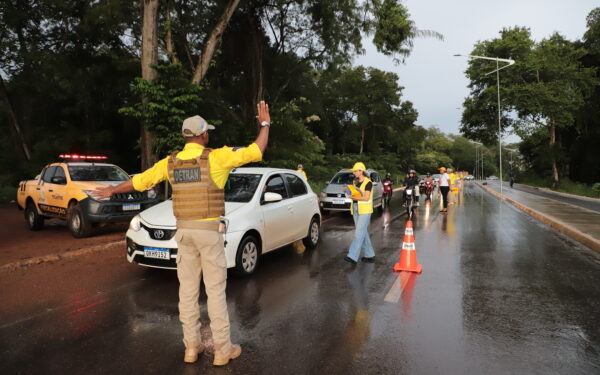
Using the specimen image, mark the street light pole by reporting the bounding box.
[454,54,515,194]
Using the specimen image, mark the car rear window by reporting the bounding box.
[224,174,262,203]
[68,165,129,182]
[330,172,355,185]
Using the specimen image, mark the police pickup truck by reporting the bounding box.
[17,154,159,238]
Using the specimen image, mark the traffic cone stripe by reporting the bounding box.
[404,228,414,235]
[402,242,415,250]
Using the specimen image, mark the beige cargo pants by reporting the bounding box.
[174,221,233,353]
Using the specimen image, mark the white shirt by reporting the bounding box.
[439,173,450,187]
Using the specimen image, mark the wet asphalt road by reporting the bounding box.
[1,184,600,374]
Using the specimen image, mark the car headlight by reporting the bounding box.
[147,188,157,199]
[83,190,110,201]
[129,215,141,232]
[320,192,327,199]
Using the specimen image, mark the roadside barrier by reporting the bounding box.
[393,220,423,274]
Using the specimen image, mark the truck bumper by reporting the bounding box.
[79,198,159,223]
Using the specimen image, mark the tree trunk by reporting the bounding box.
[165,6,178,63]
[191,0,241,84]
[140,0,160,170]
[359,127,365,154]
[0,75,31,161]
[549,120,559,188]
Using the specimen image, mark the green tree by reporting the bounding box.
[461,27,597,187]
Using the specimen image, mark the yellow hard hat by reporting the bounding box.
[350,162,366,171]
[439,166,446,172]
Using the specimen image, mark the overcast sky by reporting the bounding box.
[355,0,598,142]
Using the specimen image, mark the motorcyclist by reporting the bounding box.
[424,173,433,185]
[403,169,420,206]
[383,173,394,186]
[423,173,434,199]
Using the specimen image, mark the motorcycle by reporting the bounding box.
[405,188,417,219]
[382,181,393,210]
[425,181,433,200]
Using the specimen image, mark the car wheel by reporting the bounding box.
[303,216,320,248]
[235,235,260,276]
[25,201,44,231]
[67,203,92,238]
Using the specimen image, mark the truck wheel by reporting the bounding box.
[234,235,260,276]
[67,204,92,238]
[303,216,320,248]
[25,201,44,231]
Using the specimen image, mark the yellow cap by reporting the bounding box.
[439,166,446,172]
[350,162,366,171]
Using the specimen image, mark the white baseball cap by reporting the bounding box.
[182,115,215,137]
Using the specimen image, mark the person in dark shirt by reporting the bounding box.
[403,169,420,206]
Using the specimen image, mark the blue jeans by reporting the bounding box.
[346,206,375,261]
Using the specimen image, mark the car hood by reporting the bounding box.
[322,183,348,195]
[71,181,124,190]
[139,200,246,227]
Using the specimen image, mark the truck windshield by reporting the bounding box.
[68,166,130,182]
[225,174,262,203]
[330,172,355,185]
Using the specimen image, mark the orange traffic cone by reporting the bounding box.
[394,220,423,274]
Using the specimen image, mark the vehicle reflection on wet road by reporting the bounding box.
[1,184,599,374]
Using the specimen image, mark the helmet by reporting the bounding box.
[439,167,446,172]
[386,173,391,178]
[426,173,431,176]
[409,169,416,174]
[297,164,303,169]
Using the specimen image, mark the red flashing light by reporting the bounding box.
[59,154,108,160]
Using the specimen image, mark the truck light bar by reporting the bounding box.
[59,154,108,160]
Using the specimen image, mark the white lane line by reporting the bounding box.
[384,275,402,303]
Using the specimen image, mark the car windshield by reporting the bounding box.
[68,165,129,181]
[225,174,262,203]
[330,172,355,185]
[433,174,441,179]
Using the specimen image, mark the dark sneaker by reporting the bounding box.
[344,256,357,265]
[361,257,375,263]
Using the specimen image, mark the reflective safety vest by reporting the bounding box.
[167,148,225,220]
[350,177,373,215]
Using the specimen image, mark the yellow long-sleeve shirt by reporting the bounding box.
[132,142,263,220]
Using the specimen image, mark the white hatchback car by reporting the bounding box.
[125,168,321,275]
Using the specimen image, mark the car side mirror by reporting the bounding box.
[51,176,67,185]
[263,192,283,203]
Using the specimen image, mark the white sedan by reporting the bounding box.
[125,168,321,275]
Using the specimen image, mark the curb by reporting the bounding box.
[0,240,125,273]
[475,182,600,253]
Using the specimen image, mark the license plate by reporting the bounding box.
[332,199,346,204]
[123,203,141,211]
[144,247,170,260]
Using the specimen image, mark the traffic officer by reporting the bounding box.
[92,101,271,366]
[296,164,308,180]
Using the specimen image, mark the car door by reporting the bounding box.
[283,173,313,239]
[260,174,294,251]
[47,165,68,214]
[369,172,383,206]
[37,166,60,216]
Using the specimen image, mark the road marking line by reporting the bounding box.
[384,275,402,303]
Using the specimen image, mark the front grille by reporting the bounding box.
[111,191,147,202]
[327,193,344,198]
[321,202,351,209]
[141,223,176,241]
